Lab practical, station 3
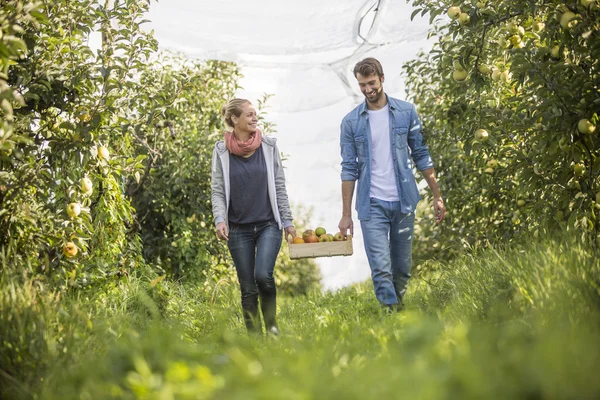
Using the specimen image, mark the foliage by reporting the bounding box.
[404,0,600,259]
[1,0,157,288]
[126,54,241,279]
[0,0,321,297]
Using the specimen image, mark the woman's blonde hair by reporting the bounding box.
[221,98,251,128]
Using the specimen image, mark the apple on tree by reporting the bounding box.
[453,69,468,81]
[67,202,81,218]
[478,64,491,74]
[63,242,78,258]
[80,177,93,195]
[98,146,110,161]
[560,11,577,30]
[578,119,596,134]
[447,6,461,20]
[474,129,489,142]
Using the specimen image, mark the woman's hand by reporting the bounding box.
[284,226,296,243]
[216,222,229,241]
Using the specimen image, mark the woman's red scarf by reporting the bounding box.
[224,129,263,157]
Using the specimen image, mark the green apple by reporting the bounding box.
[453,60,465,71]
[478,64,491,74]
[574,163,585,177]
[333,232,345,241]
[491,69,502,81]
[458,13,471,25]
[447,6,461,20]
[475,128,489,141]
[517,199,526,207]
[551,45,561,58]
[578,119,596,134]
[453,69,468,81]
[560,11,577,30]
[67,202,81,218]
[80,177,93,194]
[532,21,545,32]
[98,146,110,161]
[510,34,522,47]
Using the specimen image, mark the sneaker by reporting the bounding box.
[267,326,280,337]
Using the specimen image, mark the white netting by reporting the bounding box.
[147,0,435,289]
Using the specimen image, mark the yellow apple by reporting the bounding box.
[484,167,494,174]
[486,159,499,168]
[447,6,461,20]
[453,69,468,81]
[458,13,471,25]
[78,113,92,123]
[98,146,110,161]
[578,119,596,134]
[318,234,330,242]
[80,177,93,194]
[560,11,577,30]
[63,242,78,258]
[475,128,489,141]
[510,35,522,47]
[67,202,81,218]
[532,21,545,32]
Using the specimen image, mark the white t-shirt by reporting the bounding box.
[367,105,399,201]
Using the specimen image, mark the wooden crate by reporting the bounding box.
[288,235,353,259]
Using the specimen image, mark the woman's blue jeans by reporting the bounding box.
[227,219,282,332]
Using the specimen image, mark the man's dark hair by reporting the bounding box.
[353,57,384,78]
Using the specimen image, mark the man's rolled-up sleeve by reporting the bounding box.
[340,117,358,181]
[407,105,434,171]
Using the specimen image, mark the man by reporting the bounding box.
[338,57,446,312]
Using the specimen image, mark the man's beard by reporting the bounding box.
[365,87,383,102]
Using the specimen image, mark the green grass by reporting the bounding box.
[2,234,599,399]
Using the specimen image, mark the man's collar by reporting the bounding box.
[359,93,392,114]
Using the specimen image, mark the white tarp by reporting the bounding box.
[148,0,435,289]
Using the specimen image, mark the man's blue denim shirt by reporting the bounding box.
[340,95,434,220]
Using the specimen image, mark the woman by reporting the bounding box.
[211,98,296,336]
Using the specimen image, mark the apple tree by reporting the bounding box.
[404,0,600,258]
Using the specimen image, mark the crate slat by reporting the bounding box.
[288,235,353,259]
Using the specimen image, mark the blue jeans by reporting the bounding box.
[360,197,415,306]
[227,219,282,332]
